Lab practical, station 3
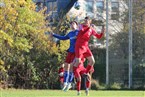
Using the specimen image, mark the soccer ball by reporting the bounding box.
[59,72,64,77]
[74,1,81,10]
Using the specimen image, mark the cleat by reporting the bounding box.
[62,85,67,91]
[64,84,72,91]
[77,91,81,96]
[85,90,89,96]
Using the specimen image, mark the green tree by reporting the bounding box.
[0,0,67,89]
[108,0,145,87]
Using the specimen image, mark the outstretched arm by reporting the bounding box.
[92,27,105,39]
[52,33,69,40]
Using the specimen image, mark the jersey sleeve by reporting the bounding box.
[53,33,69,40]
[92,28,104,39]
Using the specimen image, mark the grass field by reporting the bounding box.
[0,89,145,97]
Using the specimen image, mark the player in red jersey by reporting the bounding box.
[73,16,105,95]
[74,58,94,96]
[74,16,105,73]
[58,64,64,89]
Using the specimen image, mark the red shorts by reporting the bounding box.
[65,52,75,64]
[75,45,92,58]
[74,64,86,78]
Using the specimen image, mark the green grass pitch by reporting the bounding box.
[1,89,144,97]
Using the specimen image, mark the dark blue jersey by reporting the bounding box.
[53,30,79,53]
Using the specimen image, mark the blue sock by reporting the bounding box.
[68,72,74,83]
[64,71,69,84]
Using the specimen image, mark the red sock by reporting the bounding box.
[86,81,91,88]
[77,81,81,91]
[86,65,92,74]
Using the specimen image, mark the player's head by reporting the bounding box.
[84,16,91,26]
[70,20,78,30]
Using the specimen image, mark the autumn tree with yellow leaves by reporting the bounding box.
[0,0,68,89]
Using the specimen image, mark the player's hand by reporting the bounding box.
[50,32,54,37]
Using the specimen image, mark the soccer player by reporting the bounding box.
[73,16,105,95]
[52,21,79,91]
[58,64,64,89]
[74,58,94,96]
[74,16,105,73]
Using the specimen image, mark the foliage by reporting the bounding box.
[91,48,106,83]
[0,0,68,89]
[105,83,121,90]
[91,79,100,90]
[108,0,145,88]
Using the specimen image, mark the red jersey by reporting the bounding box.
[76,24,103,46]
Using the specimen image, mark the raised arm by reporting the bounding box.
[52,33,69,40]
[92,27,105,39]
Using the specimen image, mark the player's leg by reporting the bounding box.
[62,62,70,90]
[85,74,91,96]
[63,52,74,90]
[83,66,94,96]
[65,63,74,91]
[75,69,81,95]
[79,66,90,96]
[76,76,81,95]
[73,57,82,88]
[74,58,82,67]
[73,65,82,95]
[84,47,95,74]
[65,53,75,91]
[69,62,74,80]
[74,44,85,67]
[68,53,75,85]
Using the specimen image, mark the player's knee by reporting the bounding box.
[87,74,91,80]
[89,60,95,65]
[77,77,81,81]
[75,59,81,65]
[92,60,95,65]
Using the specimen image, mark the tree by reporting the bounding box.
[0,0,67,89]
[108,0,145,87]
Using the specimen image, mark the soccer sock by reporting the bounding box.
[86,80,91,89]
[68,72,74,83]
[73,66,77,77]
[86,65,93,74]
[77,81,81,91]
[64,71,69,85]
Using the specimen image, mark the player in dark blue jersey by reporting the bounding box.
[52,21,79,91]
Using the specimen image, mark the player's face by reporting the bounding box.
[70,22,77,30]
[84,18,91,26]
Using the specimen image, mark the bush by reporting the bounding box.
[91,79,100,90]
[105,83,121,90]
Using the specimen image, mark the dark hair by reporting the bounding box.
[85,16,90,20]
[70,21,78,25]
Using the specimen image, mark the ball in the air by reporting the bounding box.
[74,1,81,10]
